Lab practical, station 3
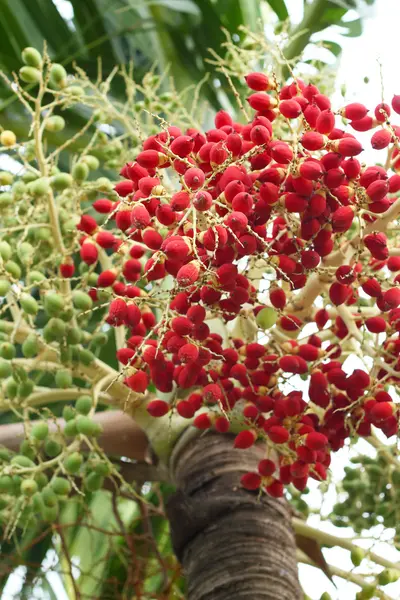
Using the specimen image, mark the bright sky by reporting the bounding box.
[2,1,400,598]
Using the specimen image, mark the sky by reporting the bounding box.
[2,0,400,599]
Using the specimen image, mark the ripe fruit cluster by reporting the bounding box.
[62,72,400,497]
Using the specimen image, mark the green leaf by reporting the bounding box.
[146,0,201,15]
[321,40,342,57]
[341,17,362,37]
[265,0,289,20]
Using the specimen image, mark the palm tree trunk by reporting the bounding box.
[167,431,301,600]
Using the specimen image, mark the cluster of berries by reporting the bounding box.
[65,71,400,496]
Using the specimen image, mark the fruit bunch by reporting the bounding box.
[66,72,400,497]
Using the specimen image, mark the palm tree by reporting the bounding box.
[0,2,390,600]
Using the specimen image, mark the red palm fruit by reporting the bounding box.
[350,116,374,131]
[176,400,196,418]
[144,258,166,281]
[93,198,114,213]
[284,193,308,213]
[371,129,392,150]
[171,316,193,336]
[301,131,326,150]
[136,150,168,169]
[170,135,194,157]
[301,250,320,269]
[269,286,286,309]
[314,93,331,110]
[210,142,228,166]
[214,416,230,433]
[203,383,222,403]
[246,343,265,359]
[331,205,354,233]
[241,472,262,490]
[126,370,148,393]
[131,204,151,229]
[108,298,127,326]
[245,72,271,91]
[366,179,389,202]
[125,304,141,328]
[290,461,309,479]
[265,480,284,498]
[359,165,387,188]
[250,125,271,145]
[228,192,250,215]
[315,308,329,329]
[361,277,381,297]
[341,158,361,179]
[375,102,391,122]
[392,95,400,114]
[279,355,300,373]
[183,167,205,190]
[177,261,200,287]
[347,369,369,390]
[60,262,74,278]
[269,142,293,164]
[370,402,394,424]
[279,99,302,118]
[364,233,388,260]
[171,190,190,211]
[331,137,363,157]
[279,315,302,331]
[186,305,205,325]
[258,459,276,477]
[234,430,257,449]
[340,103,368,120]
[365,316,386,333]
[94,231,115,250]
[388,257,400,271]
[298,344,319,361]
[215,110,233,128]
[299,160,324,180]
[78,214,98,234]
[389,174,400,192]
[303,103,320,127]
[80,241,98,265]
[242,403,259,420]
[142,228,163,250]
[247,92,275,111]
[336,265,355,284]
[267,425,290,444]
[116,209,133,231]
[305,431,328,450]
[273,255,297,275]
[193,412,212,429]
[147,399,170,417]
[316,109,335,134]
[382,287,400,309]
[116,348,135,365]
[324,167,345,189]
[259,182,279,204]
[178,343,199,363]
[98,270,117,287]
[224,211,248,232]
[114,180,134,197]
[312,463,327,481]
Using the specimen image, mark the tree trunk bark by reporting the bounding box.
[167,432,301,600]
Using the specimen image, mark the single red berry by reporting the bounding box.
[146,399,170,417]
[240,472,262,490]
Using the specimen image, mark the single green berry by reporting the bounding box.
[76,416,102,437]
[75,395,92,415]
[44,439,62,458]
[78,349,95,366]
[0,343,16,360]
[11,455,35,468]
[22,334,39,358]
[5,377,18,399]
[55,369,72,389]
[0,192,13,208]
[5,261,22,279]
[72,162,89,182]
[51,477,71,496]
[0,280,11,296]
[82,155,100,170]
[41,486,58,507]
[0,475,13,493]
[72,290,93,311]
[21,47,42,68]
[31,422,49,441]
[50,63,67,88]
[50,173,73,191]
[19,66,41,84]
[62,405,75,422]
[44,292,65,315]
[21,478,38,496]
[30,177,50,197]
[350,547,365,567]
[66,327,83,345]
[20,440,36,461]
[44,115,65,132]
[63,419,78,437]
[27,270,46,285]
[40,504,58,522]
[256,307,278,329]
[64,452,83,474]
[84,472,104,492]
[0,241,11,261]
[20,293,38,315]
